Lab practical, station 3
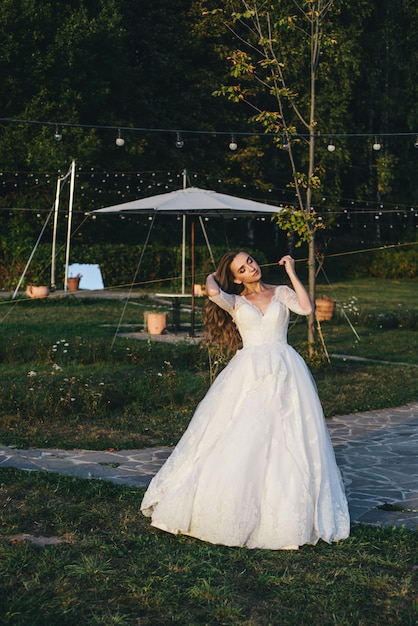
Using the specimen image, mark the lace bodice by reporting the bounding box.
[209,285,308,348]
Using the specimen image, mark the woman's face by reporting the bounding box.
[230,252,262,285]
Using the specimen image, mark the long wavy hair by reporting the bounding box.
[203,250,244,354]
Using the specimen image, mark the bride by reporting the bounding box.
[141,251,350,550]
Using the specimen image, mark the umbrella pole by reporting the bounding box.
[190,219,195,337]
[181,168,188,295]
[181,215,186,294]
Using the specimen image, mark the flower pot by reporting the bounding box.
[67,277,81,291]
[315,297,336,322]
[26,285,49,299]
[194,284,206,297]
[147,312,167,335]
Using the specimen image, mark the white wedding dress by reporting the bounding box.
[141,286,350,549]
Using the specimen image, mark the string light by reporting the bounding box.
[327,138,336,152]
[229,135,238,151]
[175,132,184,149]
[1,169,417,232]
[282,134,290,151]
[54,125,62,142]
[372,137,382,151]
[0,117,416,147]
[115,129,125,147]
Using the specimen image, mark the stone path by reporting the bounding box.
[1,402,418,530]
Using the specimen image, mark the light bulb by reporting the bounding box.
[115,129,125,147]
[229,135,238,151]
[175,132,184,149]
[327,139,336,152]
[54,125,62,142]
[373,137,381,151]
[282,135,290,151]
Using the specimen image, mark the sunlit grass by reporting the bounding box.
[0,280,417,449]
[0,282,417,624]
[0,468,417,626]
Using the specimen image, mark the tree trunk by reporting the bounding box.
[306,4,320,356]
[307,231,316,354]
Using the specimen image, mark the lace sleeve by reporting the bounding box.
[276,285,310,316]
[208,289,236,313]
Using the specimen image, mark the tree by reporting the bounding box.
[201,0,370,350]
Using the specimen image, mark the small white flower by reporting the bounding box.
[52,364,62,371]
[63,350,68,353]
[70,397,75,402]
[27,371,37,377]
[157,372,163,377]
[99,382,105,386]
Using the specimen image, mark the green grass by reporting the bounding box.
[0,280,417,449]
[0,281,417,624]
[0,468,417,626]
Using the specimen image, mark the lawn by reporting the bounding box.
[1,279,416,450]
[0,278,417,625]
[0,468,417,626]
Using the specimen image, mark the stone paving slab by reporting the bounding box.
[1,402,417,530]
[0,446,172,487]
[327,402,418,530]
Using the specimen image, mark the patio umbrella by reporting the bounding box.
[93,186,282,334]
[93,186,282,284]
[94,186,282,217]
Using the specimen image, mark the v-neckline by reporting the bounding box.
[241,287,277,316]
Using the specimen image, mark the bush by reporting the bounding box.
[2,243,270,291]
[321,246,418,280]
[369,248,418,279]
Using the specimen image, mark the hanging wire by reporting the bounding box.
[259,240,418,269]
[11,163,74,299]
[0,116,416,142]
[110,213,157,349]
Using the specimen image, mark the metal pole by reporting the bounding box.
[190,219,195,337]
[181,168,187,294]
[64,160,76,292]
[50,175,62,290]
[182,215,186,295]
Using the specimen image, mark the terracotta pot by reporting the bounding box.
[147,312,167,335]
[26,285,49,299]
[315,297,336,322]
[67,277,81,291]
[194,284,206,297]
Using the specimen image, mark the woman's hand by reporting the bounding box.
[278,255,312,314]
[278,255,296,276]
